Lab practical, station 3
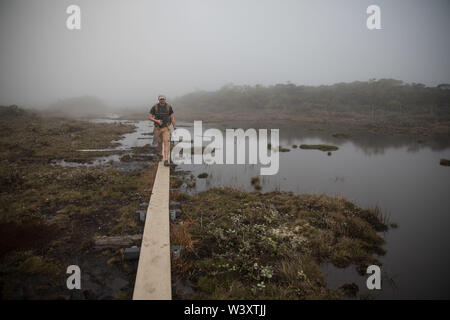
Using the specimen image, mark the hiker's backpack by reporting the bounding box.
[153,103,172,126]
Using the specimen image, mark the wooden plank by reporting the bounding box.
[94,234,142,250]
[133,161,171,300]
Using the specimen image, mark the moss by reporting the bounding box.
[19,255,60,276]
[107,256,122,266]
[197,276,221,294]
[114,289,131,300]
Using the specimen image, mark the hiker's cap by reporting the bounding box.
[158,95,166,100]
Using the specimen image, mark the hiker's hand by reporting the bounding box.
[156,120,162,125]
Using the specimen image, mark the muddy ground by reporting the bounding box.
[0,106,158,299]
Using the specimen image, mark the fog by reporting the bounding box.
[0,0,449,109]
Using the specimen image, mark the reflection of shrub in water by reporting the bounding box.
[440,158,450,166]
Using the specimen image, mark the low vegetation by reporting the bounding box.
[0,106,157,299]
[171,187,389,299]
[0,105,134,164]
[250,177,262,191]
[300,144,339,152]
[172,79,450,137]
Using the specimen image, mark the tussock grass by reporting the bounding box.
[172,187,388,299]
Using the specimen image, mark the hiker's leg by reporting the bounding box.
[162,127,170,161]
[155,127,163,157]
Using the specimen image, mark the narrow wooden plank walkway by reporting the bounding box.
[133,161,171,300]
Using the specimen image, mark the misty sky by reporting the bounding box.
[0,0,449,108]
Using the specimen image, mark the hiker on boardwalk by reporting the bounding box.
[148,95,176,166]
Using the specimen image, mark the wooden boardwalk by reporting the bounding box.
[133,161,171,300]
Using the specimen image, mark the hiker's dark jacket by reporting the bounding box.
[150,103,174,128]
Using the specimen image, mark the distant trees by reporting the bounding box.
[173,79,450,120]
[47,96,108,118]
[0,105,25,118]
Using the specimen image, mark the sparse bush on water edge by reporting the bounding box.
[250,177,260,186]
[300,144,339,152]
[171,187,388,299]
[250,177,262,191]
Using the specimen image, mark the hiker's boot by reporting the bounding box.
[164,160,169,167]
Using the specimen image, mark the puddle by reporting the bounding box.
[86,119,155,151]
[51,118,159,171]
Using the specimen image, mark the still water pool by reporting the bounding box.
[177,122,450,299]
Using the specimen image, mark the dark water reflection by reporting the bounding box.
[177,122,450,299]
